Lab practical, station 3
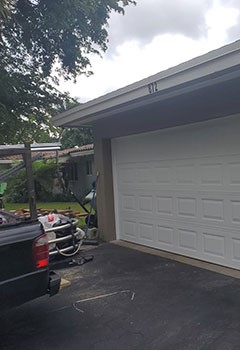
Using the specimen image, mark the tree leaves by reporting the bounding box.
[1,0,136,80]
[5,161,61,202]
[60,128,93,149]
[0,0,13,22]
[0,54,73,143]
[0,0,136,144]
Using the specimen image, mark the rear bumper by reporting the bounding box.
[0,269,61,311]
[48,271,61,296]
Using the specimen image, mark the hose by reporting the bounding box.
[55,225,85,257]
[56,239,83,257]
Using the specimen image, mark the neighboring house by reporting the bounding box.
[53,40,240,270]
[0,144,94,199]
[34,144,95,198]
[60,144,95,198]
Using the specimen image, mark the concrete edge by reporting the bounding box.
[111,240,240,279]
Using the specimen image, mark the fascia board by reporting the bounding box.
[61,66,240,128]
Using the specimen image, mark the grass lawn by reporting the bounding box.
[5,202,87,212]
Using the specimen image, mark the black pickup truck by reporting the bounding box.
[0,210,61,311]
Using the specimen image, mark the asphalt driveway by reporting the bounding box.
[1,243,240,350]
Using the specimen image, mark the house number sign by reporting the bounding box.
[148,81,158,94]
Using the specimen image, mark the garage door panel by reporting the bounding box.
[199,163,223,185]
[138,195,154,213]
[232,237,240,263]
[121,219,138,242]
[230,199,240,225]
[120,190,237,227]
[121,194,137,211]
[155,165,174,184]
[119,217,240,269]
[118,159,240,192]
[177,197,197,218]
[119,167,136,184]
[201,198,225,222]
[113,117,240,268]
[176,164,196,185]
[176,226,199,257]
[157,196,174,216]
[157,224,174,247]
[138,222,154,243]
[136,167,153,184]
[202,231,225,258]
[228,161,240,185]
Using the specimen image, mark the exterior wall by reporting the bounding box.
[93,133,115,241]
[65,155,95,199]
[79,155,95,195]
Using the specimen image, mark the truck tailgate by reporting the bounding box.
[0,222,44,281]
[0,221,60,310]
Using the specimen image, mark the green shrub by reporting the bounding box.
[5,160,72,202]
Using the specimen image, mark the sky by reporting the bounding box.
[59,0,240,103]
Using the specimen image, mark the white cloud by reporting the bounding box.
[107,0,211,50]
[59,0,240,102]
[205,2,239,43]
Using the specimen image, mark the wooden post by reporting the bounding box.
[23,142,37,220]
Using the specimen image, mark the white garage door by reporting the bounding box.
[112,115,240,269]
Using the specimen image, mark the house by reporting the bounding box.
[32,144,95,198]
[53,40,240,270]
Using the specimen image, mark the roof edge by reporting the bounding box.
[53,40,240,127]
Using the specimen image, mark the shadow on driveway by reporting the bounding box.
[1,243,240,350]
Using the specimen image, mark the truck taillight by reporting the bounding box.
[33,233,49,269]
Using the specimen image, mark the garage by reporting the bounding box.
[53,40,240,270]
[112,115,240,269]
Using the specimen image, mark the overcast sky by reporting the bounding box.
[60,0,240,102]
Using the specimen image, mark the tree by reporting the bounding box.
[0,0,12,22]
[0,61,72,143]
[2,0,136,80]
[60,128,93,149]
[0,0,136,144]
